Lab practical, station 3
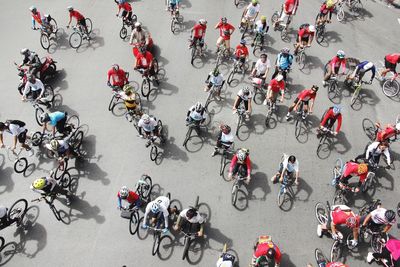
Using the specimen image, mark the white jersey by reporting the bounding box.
[179,208,205,224]
[371,208,395,225]
[245,3,260,18]
[216,258,233,267]
[366,142,391,165]
[282,154,299,173]
[255,20,268,34]
[138,118,158,132]
[221,132,234,144]
[2,123,26,136]
[188,105,206,121]
[255,58,271,76]
[209,73,224,87]
[144,196,170,227]
[237,89,253,101]
[23,79,45,97]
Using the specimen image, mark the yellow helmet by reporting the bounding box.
[357,163,368,174]
[261,15,267,22]
[123,84,134,93]
[326,0,335,8]
[33,178,47,190]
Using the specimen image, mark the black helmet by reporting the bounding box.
[186,208,197,219]
[0,122,6,130]
[385,210,396,223]
[266,248,276,259]
[288,155,296,163]
[40,113,50,123]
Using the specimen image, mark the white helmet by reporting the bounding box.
[135,22,142,27]
[198,19,207,25]
[151,202,160,213]
[141,114,150,124]
[396,122,400,131]
[67,6,74,11]
[119,186,129,198]
[308,25,316,32]
[276,74,284,82]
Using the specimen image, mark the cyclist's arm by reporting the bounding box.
[232,97,239,110]
[245,157,251,177]
[383,224,392,233]
[362,213,371,227]
[22,83,31,99]
[335,114,342,133]
[67,14,72,26]
[143,203,151,225]
[37,80,45,98]
[365,143,375,159]
[117,196,122,208]
[309,97,315,113]
[383,148,391,165]
[11,136,17,150]
[341,59,346,74]
[370,67,376,81]
[229,156,238,174]
[162,209,169,228]
[32,17,36,29]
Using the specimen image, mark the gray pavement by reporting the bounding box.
[0,0,400,266]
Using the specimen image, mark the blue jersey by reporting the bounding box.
[49,111,65,126]
[356,61,376,80]
[170,0,180,5]
[276,53,293,70]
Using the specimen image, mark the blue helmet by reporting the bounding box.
[333,105,341,115]
[151,202,160,213]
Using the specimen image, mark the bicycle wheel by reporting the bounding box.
[315,202,328,225]
[271,11,279,24]
[50,18,58,34]
[298,52,305,70]
[0,237,4,250]
[280,28,288,41]
[362,118,376,141]
[35,107,45,126]
[316,27,325,44]
[190,46,197,65]
[71,130,84,152]
[119,26,127,40]
[59,171,71,188]
[14,157,28,173]
[337,7,345,22]
[277,189,292,210]
[332,158,343,182]
[108,94,119,111]
[351,1,363,17]
[350,87,360,108]
[231,184,238,206]
[141,78,150,97]
[294,119,302,138]
[253,90,265,105]
[152,233,161,256]
[69,32,82,49]
[315,248,328,265]
[382,79,400,97]
[227,69,236,85]
[8,199,28,221]
[50,204,61,221]
[332,190,345,205]
[129,211,140,235]
[0,242,17,265]
[235,115,242,137]
[66,114,80,131]
[170,19,176,33]
[371,234,385,253]
[140,175,153,199]
[150,145,158,161]
[330,240,342,262]
[54,164,66,180]
[265,112,272,127]
[31,131,43,146]
[85,18,93,34]
[327,81,339,101]
[40,33,50,50]
[183,127,193,147]
[182,237,191,260]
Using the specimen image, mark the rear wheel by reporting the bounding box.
[44,85,55,103]
[315,202,328,225]
[108,94,119,111]
[382,79,400,97]
[337,6,345,22]
[71,131,84,152]
[140,175,153,199]
[85,18,93,34]
[69,32,82,49]
[362,118,376,141]
[31,131,43,146]
[50,18,58,34]
[40,33,50,50]
[14,158,28,173]
[120,26,127,39]
[129,211,140,235]
[330,240,342,262]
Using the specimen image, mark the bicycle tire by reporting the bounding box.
[170,18,176,33]
[129,211,140,235]
[150,145,158,161]
[350,87,360,108]
[328,81,338,97]
[40,33,50,50]
[119,26,127,40]
[0,242,17,265]
[54,164,66,180]
[31,131,43,146]
[14,157,28,173]
[219,154,226,176]
[315,248,328,265]
[190,46,197,65]
[66,115,80,130]
[141,175,153,199]
[60,171,71,188]
[183,126,193,147]
[108,94,119,111]
[8,199,28,221]
[371,234,384,253]
[50,18,58,34]
[315,202,328,225]
[332,190,345,205]
[265,112,272,127]
[330,240,342,262]
[231,184,238,206]
[235,114,242,137]
[298,52,305,70]
[44,84,55,103]
[69,32,82,49]
[71,130,84,152]
[227,69,235,85]
[362,118,376,141]
[0,237,4,249]
[294,119,302,138]
[152,232,161,256]
[141,78,150,97]
[382,79,400,97]
[50,204,61,221]
[337,6,345,22]
[35,107,45,126]
[277,189,292,210]
[316,27,325,44]
[182,236,191,260]
[85,18,93,34]
[253,90,265,105]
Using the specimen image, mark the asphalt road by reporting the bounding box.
[0,0,399,266]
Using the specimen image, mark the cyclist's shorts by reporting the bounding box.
[384,57,396,72]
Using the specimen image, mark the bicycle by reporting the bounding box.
[265,99,279,127]
[231,166,247,207]
[316,127,335,158]
[350,80,368,109]
[170,8,183,34]
[326,76,341,102]
[330,232,356,262]
[31,194,62,221]
[234,102,248,137]
[189,37,206,65]
[205,84,223,112]
[250,76,266,105]
[276,159,296,210]
[39,18,58,50]
[375,62,400,97]
[227,58,249,85]
[336,0,363,22]
[315,15,327,45]
[362,118,376,141]
[119,15,137,40]
[252,31,267,56]
[314,248,330,267]
[68,18,93,49]
[137,59,160,99]
[293,101,307,138]
[216,41,233,67]
[219,143,235,178]
[271,6,292,42]
[295,45,307,70]
[142,120,165,161]
[183,121,205,148]
[6,147,29,174]
[0,199,28,231]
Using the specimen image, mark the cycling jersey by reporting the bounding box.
[22,51,41,66]
[188,110,206,121]
[320,108,342,132]
[179,208,205,224]
[121,92,137,109]
[170,0,180,4]
[355,61,376,80]
[118,2,132,12]
[284,0,299,14]
[216,253,235,267]
[371,208,396,225]
[330,205,359,227]
[298,27,314,39]
[327,262,349,267]
[220,132,234,145]
[377,125,397,142]
[32,11,46,28]
[385,53,400,64]
[1,121,26,136]
[208,73,224,86]
[320,3,335,15]
[254,20,269,34]
[216,22,235,40]
[281,154,299,173]
[297,89,316,102]
[136,52,153,68]
[245,3,260,18]
[55,140,69,154]
[117,190,139,208]
[276,52,293,70]
[237,89,253,101]
[48,112,66,127]
[144,196,170,227]
[365,141,391,164]
[254,58,271,76]
[254,236,282,265]
[23,78,44,98]
[107,68,128,87]
[229,154,251,176]
[268,79,285,93]
[138,117,157,132]
[330,56,346,73]
[235,45,249,58]
[69,10,84,21]
[192,24,206,38]
[129,28,147,45]
[341,162,368,183]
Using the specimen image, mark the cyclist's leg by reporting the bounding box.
[56,117,67,134]
[323,65,333,81]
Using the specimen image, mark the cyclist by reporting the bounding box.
[265,74,285,109]
[285,85,318,120]
[367,237,400,265]
[142,196,172,233]
[251,235,281,267]
[173,207,205,237]
[293,24,315,55]
[273,0,300,29]
[0,205,22,229]
[272,47,293,81]
[31,176,72,206]
[323,50,346,86]
[168,0,180,16]
[355,141,391,167]
[374,121,400,142]
[121,84,141,121]
[189,19,207,55]
[251,16,269,48]
[316,204,360,248]
[228,148,251,184]
[186,102,206,125]
[107,64,128,90]
[117,186,141,210]
[362,207,396,235]
[271,154,299,185]
[138,114,159,138]
[204,68,224,101]
[0,120,34,156]
[319,105,342,136]
[22,74,45,102]
[134,47,156,76]
[115,1,134,24]
[311,258,349,267]
[19,48,42,77]
[335,161,369,193]
[251,53,271,80]
[129,22,153,56]
[29,6,52,32]
[45,139,73,171]
[211,124,234,157]
[233,39,249,68]
[216,251,236,267]
[380,52,400,78]
[40,111,68,136]
[233,87,253,119]
[316,0,336,26]
[345,61,375,85]
[67,6,89,36]
[215,17,235,54]
[240,0,260,31]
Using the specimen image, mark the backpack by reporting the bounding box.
[7,120,25,128]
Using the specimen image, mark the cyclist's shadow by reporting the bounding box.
[292,177,313,202]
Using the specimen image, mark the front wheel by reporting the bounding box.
[182,237,191,260]
[14,157,28,173]
[8,199,28,222]
[120,26,127,40]
[31,131,43,146]
[35,107,45,126]
[350,87,360,108]
[337,7,345,22]
[382,79,400,97]
[330,240,342,262]
[362,118,376,141]
[152,233,161,256]
[170,19,176,33]
[315,248,328,266]
[85,18,93,34]
[40,33,50,50]
[315,202,328,225]
[150,145,158,161]
[129,211,140,235]
[141,78,151,98]
[69,32,82,49]
[298,52,305,70]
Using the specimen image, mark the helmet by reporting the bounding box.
[308,25,316,32]
[67,6,74,11]
[119,186,129,198]
[123,84,134,94]
[237,150,246,161]
[385,210,396,223]
[213,68,220,76]
[276,74,284,82]
[221,17,227,23]
[221,124,231,134]
[112,64,119,71]
[357,163,368,174]
[135,22,142,28]
[242,87,250,95]
[198,19,207,25]
[396,122,400,131]
[151,202,160,213]
[44,14,50,18]
[252,0,258,4]
[40,113,50,123]
[333,105,341,115]
[50,139,59,151]
[311,85,319,92]
[195,102,203,112]
[266,248,276,259]
[29,6,37,12]
[260,15,267,22]
[288,155,296,163]
[20,48,29,55]
[281,47,290,54]
[337,50,345,59]
[240,39,246,45]
[345,216,358,228]
[186,208,197,219]
[32,178,46,190]
[27,74,35,81]
[0,122,5,130]
[260,53,267,60]
[141,114,150,124]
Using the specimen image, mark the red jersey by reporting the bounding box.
[284,0,299,14]
[298,27,314,38]
[268,79,285,93]
[107,68,128,87]
[69,10,84,21]
[327,263,349,267]
[235,45,249,58]
[342,162,368,182]
[330,206,359,227]
[297,89,316,101]
[320,108,342,132]
[193,24,207,38]
[386,53,400,64]
[118,2,132,12]
[320,3,335,14]
[136,51,153,68]
[330,56,346,72]
[117,190,139,203]
[229,154,251,177]
[253,236,282,264]
[216,22,235,40]
[377,125,397,142]
[32,11,43,24]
